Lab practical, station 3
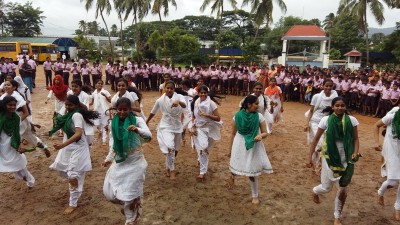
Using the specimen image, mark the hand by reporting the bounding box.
[101,161,112,168]
[254,134,262,142]
[199,112,208,117]
[304,124,309,132]
[306,161,313,168]
[280,107,284,113]
[53,143,64,150]
[374,145,382,152]
[127,125,138,132]
[101,92,106,97]
[171,100,180,108]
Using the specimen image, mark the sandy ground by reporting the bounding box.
[0,66,397,225]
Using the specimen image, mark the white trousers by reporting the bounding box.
[61,171,86,207]
[313,159,347,219]
[103,182,142,224]
[378,179,400,210]
[14,167,35,187]
[196,139,215,175]
[165,150,176,171]
[96,124,108,143]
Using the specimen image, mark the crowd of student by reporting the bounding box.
[1,56,400,225]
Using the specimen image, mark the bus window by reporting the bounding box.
[32,46,39,54]
[20,44,30,54]
[0,43,17,52]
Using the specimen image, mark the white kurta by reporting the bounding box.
[67,90,94,137]
[92,89,111,126]
[265,86,283,122]
[49,113,92,172]
[0,130,27,172]
[103,117,151,202]
[150,93,185,153]
[229,113,273,176]
[47,90,66,115]
[381,107,400,179]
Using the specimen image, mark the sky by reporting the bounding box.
[9,0,400,36]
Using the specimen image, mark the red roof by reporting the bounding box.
[283,25,327,37]
[344,49,362,57]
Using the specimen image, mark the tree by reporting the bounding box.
[151,0,177,49]
[338,0,396,65]
[222,10,255,43]
[4,2,45,37]
[87,21,100,35]
[242,0,287,40]
[380,30,400,61]
[200,0,237,63]
[79,20,87,35]
[81,0,114,59]
[110,24,118,37]
[370,32,385,46]
[322,13,337,52]
[329,15,364,56]
[329,48,341,60]
[0,0,5,36]
[242,41,262,62]
[214,30,241,48]
[173,15,219,41]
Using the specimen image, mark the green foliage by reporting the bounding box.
[380,30,400,62]
[222,10,255,43]
[212,30,242,48]
[3,2,45,37]
[242,41,262,62]
[329,15,364,56]
[329,48,341,60]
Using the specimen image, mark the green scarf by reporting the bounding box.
[392,110,400,139]
[321,113,359,187]
[235,109,260,150]
[112,113,142,163]
[49,109,79,138]
[0,112,21,150]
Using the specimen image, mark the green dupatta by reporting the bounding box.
[111,113,142,163]
[392,109,400,139]
[321,113,360,187]
[49,109,79,138]
[235,109,260,150]
[0,111,21,150]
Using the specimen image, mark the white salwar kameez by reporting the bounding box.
[47,90,67,116]
[265,86,283,133]
[378,107,400,210]
[91,89,111,143]
[103,117,151,225]
[111,91,145,120]
[192,97,221,175]
[240,94,273,133]
[150,92,185,171]
[312,115,358,219]
[49,113,92,207]
[0,130,35,187]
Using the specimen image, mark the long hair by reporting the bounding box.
[240,95,258,110]
[66,95,99,126]
[322,97,350,115]
[191,86,223,112]
[0,96,17,112]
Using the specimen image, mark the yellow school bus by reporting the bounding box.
[0,42,32,62]
[31,43,60,62]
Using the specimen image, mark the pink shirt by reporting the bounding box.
[390,89,400,100]
[43,61,52,71]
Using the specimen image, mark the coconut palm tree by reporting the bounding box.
[338,0,395,65]
[81,0,114,59]
[78,20,87,35]
[322,13,337,53]
[242,0,287,41]
[151,0,177,50]
[200,0,237,63]
[114,0,151,62]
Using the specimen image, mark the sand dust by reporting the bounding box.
[0,66,396,225]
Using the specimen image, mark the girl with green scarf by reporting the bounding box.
[102,97,151,225]
[228,95,273,205]
[374,105,400,221]
[307,97,360,225]
[0,96,35,188]
[49,95,99,215]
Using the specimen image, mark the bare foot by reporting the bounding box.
[44,149,51,158]
[313,194,321,204]
[165,170,170,177]
[333,218,342,225]
[63,206,76,215]
[396,210,400,221]
[252,197,260,205]
[377,195,384,206]
[170,171,176,180]
[196,174,205,183]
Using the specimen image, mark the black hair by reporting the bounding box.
[127,86,143,103]
[95,79,104,85]
[322,97,350,115]
[251,82,267,111]
[0,96,17,112]
[181,79,192,88]
[241,95,258,110]
[8,80,19,89]
[71,79,83,87]
[252,82,263,89]
[115,97,132,108]
[323,79,334,86]
[65,95,99,126]
[165,80,175,88]
[190,86,223,112]
[81,85,93,95]
[117,78,128,86]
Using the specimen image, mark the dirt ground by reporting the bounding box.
[0,66,396,225]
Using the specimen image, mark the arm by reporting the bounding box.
[132,100,141,113]
[254,121,268,142]
[200,108,221,122]
[304,105,315,131]
[374,119,385,151]
[20,105,29,121]
[229,121,237,156]
[53,127,83,150]
[146,113,155,125]
[352,126,359,158]
[307,127,324,166]
[45,90,54,104]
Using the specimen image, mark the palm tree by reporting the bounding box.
[114,0,151,62]
[242,0,287,41]
[338,0,394,65]
[322,13,337,53]
[81,0,114,59]
[0,0,5,36]
[151,0,177,50]
[78,20,87,35]
[200,0,237,64]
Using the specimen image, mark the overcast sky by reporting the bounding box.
[10,0,400,36]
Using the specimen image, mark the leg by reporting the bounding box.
[65,171,86,214]
[312,159,335,204]
[249,177,259,204]
[165,150,176,180]
[124,197,142,225]
[394,183,400,220]
[14,167,35,188]
[197,149,209,182]
[334,187,347,224]
[378,179,399,206]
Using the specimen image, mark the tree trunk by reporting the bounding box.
[134,14,141,63]
[120,18,124,64]
[216,6,223,65]
[158,12,166,50]
[364,16,369,66]
[100,11,114,61]
[253,24,260,42]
